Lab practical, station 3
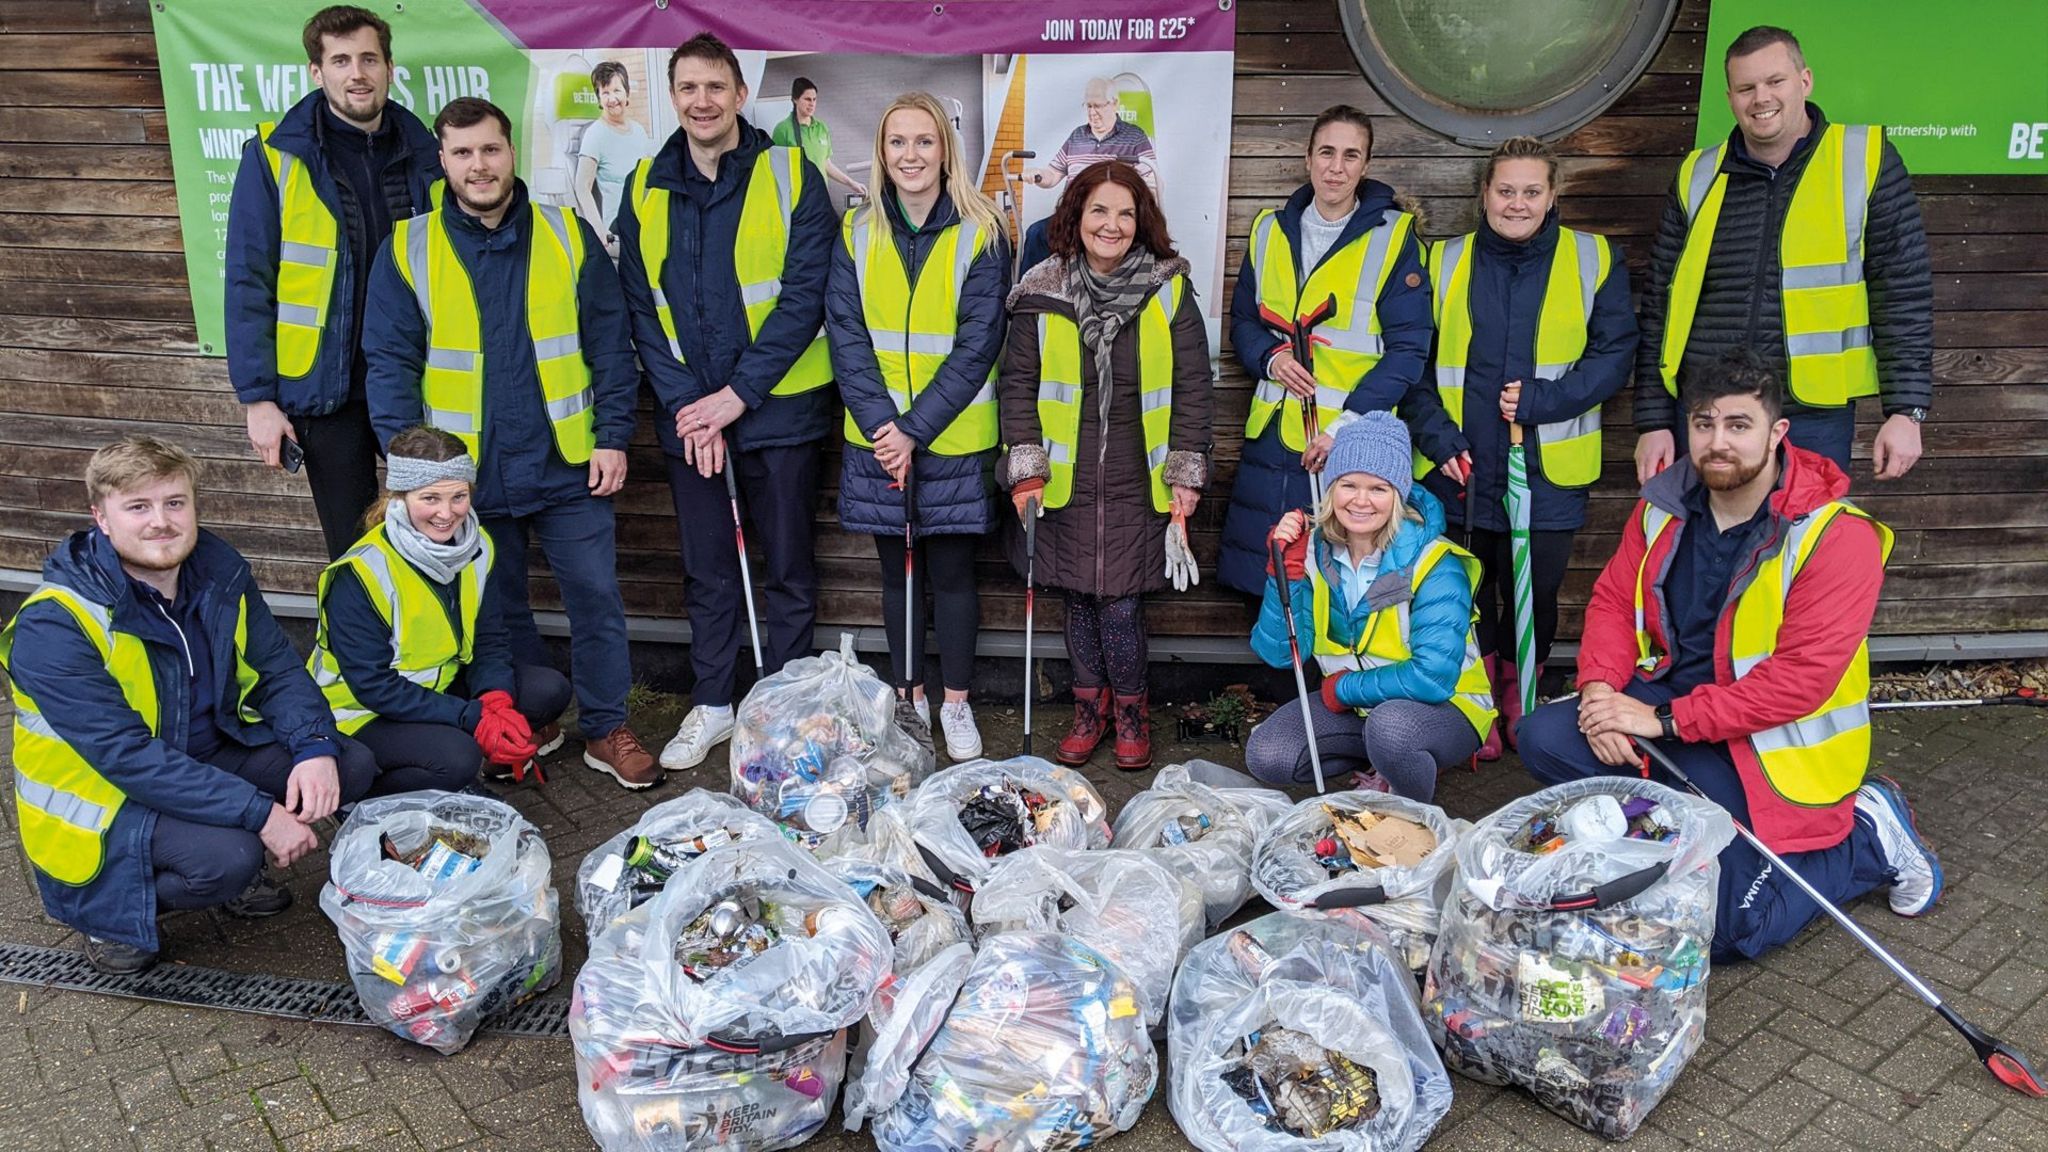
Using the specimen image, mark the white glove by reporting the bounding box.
[1164,514,1200,593]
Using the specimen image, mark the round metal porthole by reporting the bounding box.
[1338,0,1683,145]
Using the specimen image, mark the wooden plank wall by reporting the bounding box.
[1,0,2042,645]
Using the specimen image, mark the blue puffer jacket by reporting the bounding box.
[224,91,441,416]
[1404,212,1638,532]
[827,189,1007,536]
[1218,180,1433,595]
[2,529,342,951]
[614,122,837,453]
[1251,485,1475,711]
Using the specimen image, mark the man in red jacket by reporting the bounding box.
[1519,349,1939,960]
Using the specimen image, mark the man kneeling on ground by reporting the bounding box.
[0,437,377,975]
[1518,348,1939,960]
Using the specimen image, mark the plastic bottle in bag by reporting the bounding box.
[1112,760,1293,928]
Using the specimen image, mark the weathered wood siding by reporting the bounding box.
[2,0,2042,642]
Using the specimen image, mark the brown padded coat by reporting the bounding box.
[997,256,1214,599]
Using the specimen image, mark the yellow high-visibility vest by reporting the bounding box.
[628,148,832,396]
[1660,123,1883,407]
[1633,500,1893,806]
[391,203,596,464]
[1427,228,1613,487]
[840,208,997,456]
[307,523,493,735]
[0,584,262,886]
[258,121,339,381]
[1244,207,1412,451]
[1034,276,1184,513]
[1306,537,1497,742]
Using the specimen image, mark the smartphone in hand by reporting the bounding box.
[281,437,305,474]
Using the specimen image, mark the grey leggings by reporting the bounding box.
[1244,698,1480,801]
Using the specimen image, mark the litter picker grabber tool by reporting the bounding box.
[723,452,764,680]
[1022,497,1040,756]
[902,466,917,696]
[1257,294,1340,508]
[1269,531,1327,794]
[1873,689,2043,711]
[1631,735,2045,1098]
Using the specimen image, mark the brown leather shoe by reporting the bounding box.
[584,725,661,790]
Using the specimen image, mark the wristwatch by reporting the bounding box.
[1898,407,1928,424]
[1654,704,1677,741]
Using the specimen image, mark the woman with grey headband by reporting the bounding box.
[307,427,571,792]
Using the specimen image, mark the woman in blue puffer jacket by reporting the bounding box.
[1246,412,1497,799]
[825,91,1009,761]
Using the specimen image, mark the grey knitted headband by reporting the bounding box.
[385,453,476,493]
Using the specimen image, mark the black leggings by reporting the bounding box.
[1064,592,1147,696]
[876,533,980,694]
[1468,527,1575,666]
[352,664,571,795]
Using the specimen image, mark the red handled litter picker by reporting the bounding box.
[1258,293,1340,507]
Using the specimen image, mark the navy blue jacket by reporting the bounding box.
[318,531,515,732]
[615,122,837,453]
[4,529,341,950]
[1218,180,1433,596]
[362,182,638,519]
[827,190,1007,536]
[224,91,441,415]
[1406,213,1638,532]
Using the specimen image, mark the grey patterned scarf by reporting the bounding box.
[383,497,483,586]
[1067,246,1157,398]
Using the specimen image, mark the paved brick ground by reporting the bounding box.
[0,692,2042,1151]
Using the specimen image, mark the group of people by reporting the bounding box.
[0,9,1943,977]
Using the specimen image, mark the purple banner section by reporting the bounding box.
[479,0,1235,55]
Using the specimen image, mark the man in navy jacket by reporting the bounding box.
[362,98,654,789]
[613,34,837,772]
[224,6,441,558]
[0,438,377,975]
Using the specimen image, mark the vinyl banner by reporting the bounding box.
[1697,0,2048,176]
[150,0,1238,356]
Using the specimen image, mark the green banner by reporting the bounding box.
[149,0,531,354]
[1697,0,2048,176]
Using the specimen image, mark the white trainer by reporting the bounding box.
[1855,776,1943,917]
[659,704,734,771]
[939,700,983,761]
[912,696,931,727]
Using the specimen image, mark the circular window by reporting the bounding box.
[1340,0,1682,145]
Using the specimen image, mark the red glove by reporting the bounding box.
[1011,476,1046,522]
[473,690,538,767]
[1320,671,1352,714]
[1265,514,1310,582]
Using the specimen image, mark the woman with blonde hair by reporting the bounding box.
[1245,412,1495,798]
[1404,135,1637,758]
[824,90,1009,760]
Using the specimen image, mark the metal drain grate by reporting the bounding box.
[0,941,570,1038]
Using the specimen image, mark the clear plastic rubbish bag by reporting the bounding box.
[1423,778,1735,1139]
[827,857,977,1131]
[890,756,1113,896]
[873,932,1157,1152]
[575,789,793,939]
[1111,760,1293,928]
[1251,793,1466,974]
[571,837,895,1151]
[320,791,560,1055]
[1170,912,1453,1152]
[728,635,936,852]
[970,846,1204,1028]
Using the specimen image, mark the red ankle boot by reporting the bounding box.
[1056,686,1112,766]
[1112,692,1151,772]
[1498,660,1544,749]
[1476,654,1503,763]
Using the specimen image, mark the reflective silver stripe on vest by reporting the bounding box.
[1751,699,1871,753]
[1783,125,1876,291]
[15,708,62,741]
[872,330,957,357]
[1433,234,1469,314]
[1538,408,1601,446]
[534,203,573,256]
[1534,231,1604,378]
[1046,440,1074,464]
[1314,384,1350,410]
[1437,365,1467,390]
[547,389,593,421]
[965,379,996,408]
[13,770,110,832]
[1636,506,1677,641]
[1252,379,1285,405]
[1140,386,1172,415]
[424,406,478,435]
[404,216,434,326]
[426,348,476,372]
[279,240,333,268]
[740,277,783,308]
[650,287,685,360]
[769,148,795,228]
[1728,509,1829,679]
[1039,380,1080,406]
[1786,327,1872,357]
[1684,144,1724,218]
[397,666,442,689]
[533,334,582,361]
[954,221,982,286]
[1146,443,1168,471]
[277,302,322,328]
[274,150,297,214]
[1314,210,1401,356]
[1251,214,1276,287]
[343,544,404,659]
